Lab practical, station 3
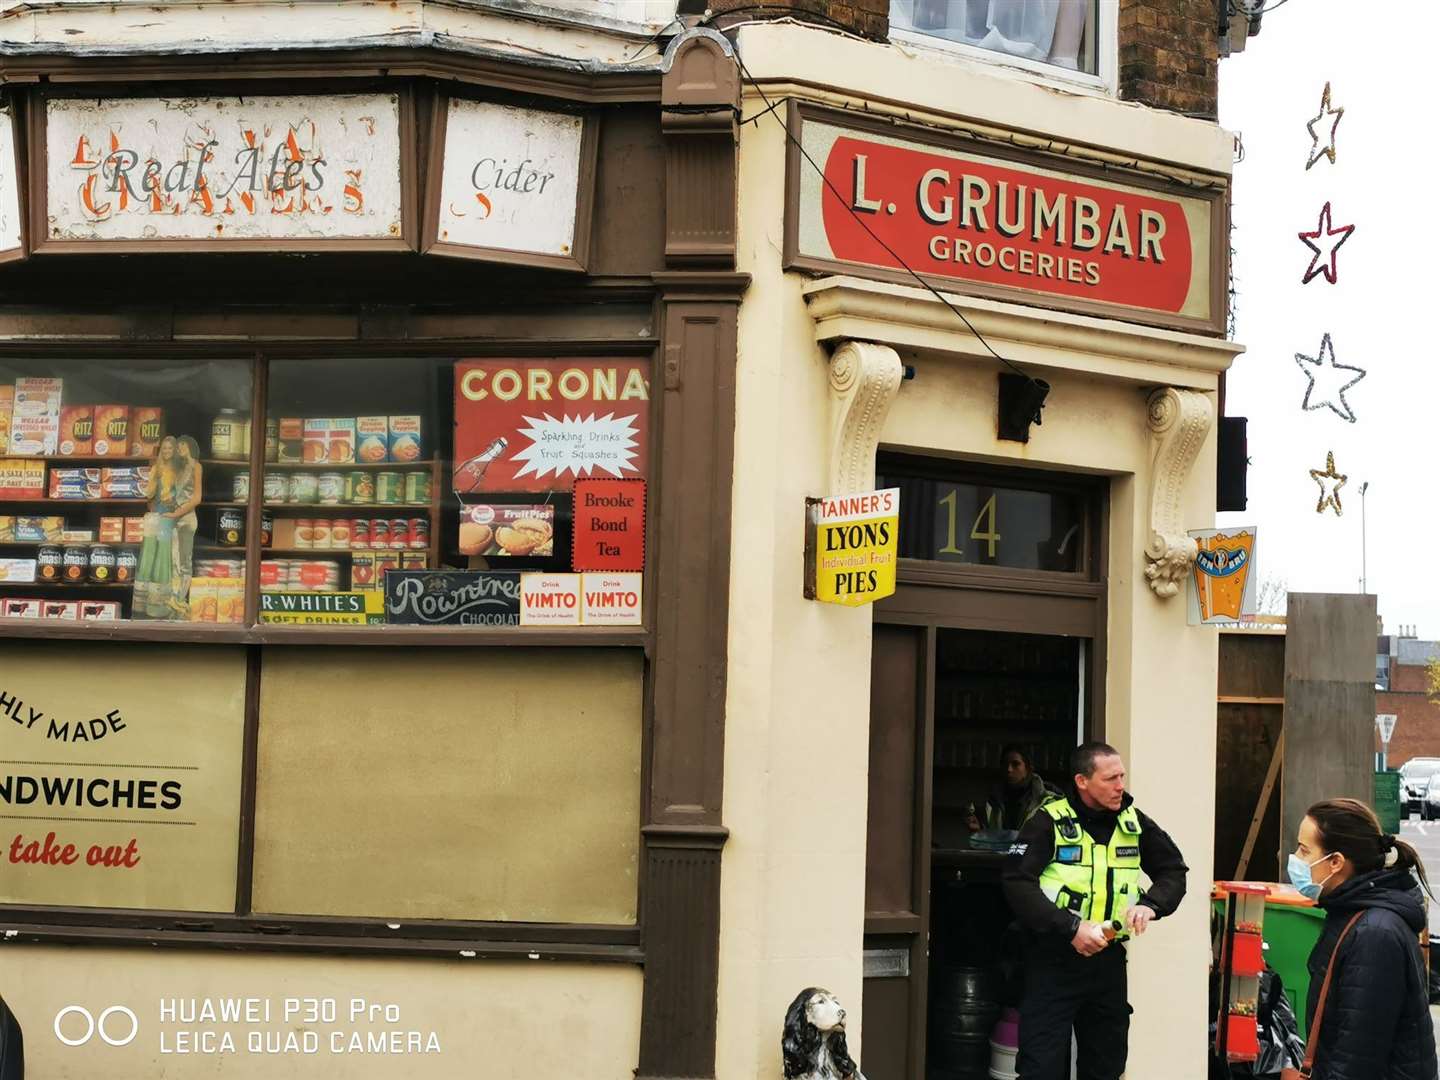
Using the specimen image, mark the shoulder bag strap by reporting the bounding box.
[1298,911,1365,1076]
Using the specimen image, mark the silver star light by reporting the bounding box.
[1294,333,1367,423]
[1306,82,1344,170]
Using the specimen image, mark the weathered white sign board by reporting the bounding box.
[43,94,406,247]
[0,108,23,260]
[428,98,592,269]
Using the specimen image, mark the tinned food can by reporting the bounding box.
[88,545,116,583]
[369,519,390,549]
[351,518,370,550]
[408,517,429,551]
[62,546,88,583]
[288,473,319,504]
[259,560,286,590]
[388,518,409,551]
[318,473,344,505]
[375,472,403,506]
[233,471,250,502]
[404,471,432,505]
[37,545,63,582]
[344,471,375,505]
[115,547,137,584]
[218,508,245,547]
[294,519,315,550]
[263,472,287,504]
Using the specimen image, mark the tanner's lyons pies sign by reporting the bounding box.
[38,93,409,250]
[788,107,1225,333]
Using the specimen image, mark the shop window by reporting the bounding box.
[890,0,1100,77]
[249,647,642,924]
[255,356,651,630]
[0,358,252,624]
[877,458,1094,575]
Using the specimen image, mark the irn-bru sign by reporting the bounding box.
[790,109,1222,332]
[42,94,406,248]
[804,488,900,607]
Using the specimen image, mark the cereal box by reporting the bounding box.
[400,552,428,570]
[387,416,422,464]
[2,598,43,619]
[100,466,147,499]
[188,578,219,622]
[79,600,122,621]
[42,601,80,621]
[9,378,62,456]
[217,577,245,623]
[0,385,13,452]
[128,407,164,458]
[327,418,356,465]
[15,516,63,543]
[123,517,144,544]
[58,405,95,456]
[0,558,38,583]
[302,418,330,464]
[60,530,95,544]
[0,458,45,500]
[350,552,377,590]
[98,516,124,543]
[0,517,12,541]
[92,405,130,457]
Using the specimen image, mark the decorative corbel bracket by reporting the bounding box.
[1144,387,1214,598]
[828,341,904,494]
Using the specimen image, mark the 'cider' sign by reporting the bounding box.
[788,106,1224,333]
[805,488,900,607]
[42,94,407,249]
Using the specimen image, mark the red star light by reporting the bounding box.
[1298,202,1355,285]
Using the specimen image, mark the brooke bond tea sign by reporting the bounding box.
[43,94,406,247]
[428,98,592,269]
[805,488,900,607]
[453,360,650,494]
[789,108,1221,332]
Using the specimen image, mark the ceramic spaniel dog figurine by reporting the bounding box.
[781,988,865,1080]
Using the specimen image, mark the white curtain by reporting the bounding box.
[890,0,1092,71]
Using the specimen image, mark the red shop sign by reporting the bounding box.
[788,109,1223,333]
[453,359,651,495]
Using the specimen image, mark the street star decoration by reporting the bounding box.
[1305,82,1344,170]
[1298,202,1355,284]
[1295,332,1366,423]
[1309,451,1348,516]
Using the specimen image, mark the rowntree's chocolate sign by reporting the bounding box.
[788,108,1224,333]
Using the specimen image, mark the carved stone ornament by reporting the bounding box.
[828,341,904,494]
[1144,387,1214,598]
[782,988,864,1080]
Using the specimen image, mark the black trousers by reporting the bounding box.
[1016,939,1130,1080]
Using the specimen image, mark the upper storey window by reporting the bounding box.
[890,0,1099,76]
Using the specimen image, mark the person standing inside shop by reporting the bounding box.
[1002,741,1188,1080]
[0,991,22,1080]
[966,744,1063,833]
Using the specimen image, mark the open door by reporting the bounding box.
[861,622,930,1080]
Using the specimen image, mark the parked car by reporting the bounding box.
[1400,758,1440,818]
[1422,775,1440,821]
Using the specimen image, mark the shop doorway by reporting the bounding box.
[860,458,1108,1079]
[862,625,1092,1080]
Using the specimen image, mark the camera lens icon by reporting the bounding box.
[54,1005,139,1048]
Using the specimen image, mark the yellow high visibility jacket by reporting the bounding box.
[1036,798,1144,939]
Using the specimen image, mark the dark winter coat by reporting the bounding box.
[1305,868,1437,1080]
[0,993,21,1080]
[983,771,1063,832]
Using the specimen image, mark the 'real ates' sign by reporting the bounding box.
[788,106,1225,334]
[41,94,408,249]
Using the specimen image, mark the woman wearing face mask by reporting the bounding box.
[1287,798,1436,1080]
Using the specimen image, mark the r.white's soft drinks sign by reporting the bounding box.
[43,94,406,247]
[789,107,1223,333]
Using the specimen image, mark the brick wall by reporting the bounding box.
[1378,659,1440,766]
[1118,0,1220,119]
[706,0,889,40]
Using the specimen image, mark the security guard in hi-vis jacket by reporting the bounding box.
[1002,741,1189,1080]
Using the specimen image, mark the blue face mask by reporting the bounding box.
[1287,851,1339,900]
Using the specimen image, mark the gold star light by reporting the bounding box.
[1306,82,1344,170]
[1309,451,1348,516]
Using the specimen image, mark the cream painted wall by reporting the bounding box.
[724,30,1231,1077]
[4,947,641,1079]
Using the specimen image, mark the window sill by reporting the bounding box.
[0,620,651,648]
[887,27,1113,97]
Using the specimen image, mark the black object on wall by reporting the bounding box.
[1217,415,1248,512]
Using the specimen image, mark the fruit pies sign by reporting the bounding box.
[787,106,1226,334]
[41,93,407,249]
[453,359,651,495]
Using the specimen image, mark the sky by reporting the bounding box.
[1217,0,1439,637]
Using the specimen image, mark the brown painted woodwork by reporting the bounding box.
[860,968,916,1080]
[1214,632,1286,881]
[660,33,739,266]
[867,624,923,916]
